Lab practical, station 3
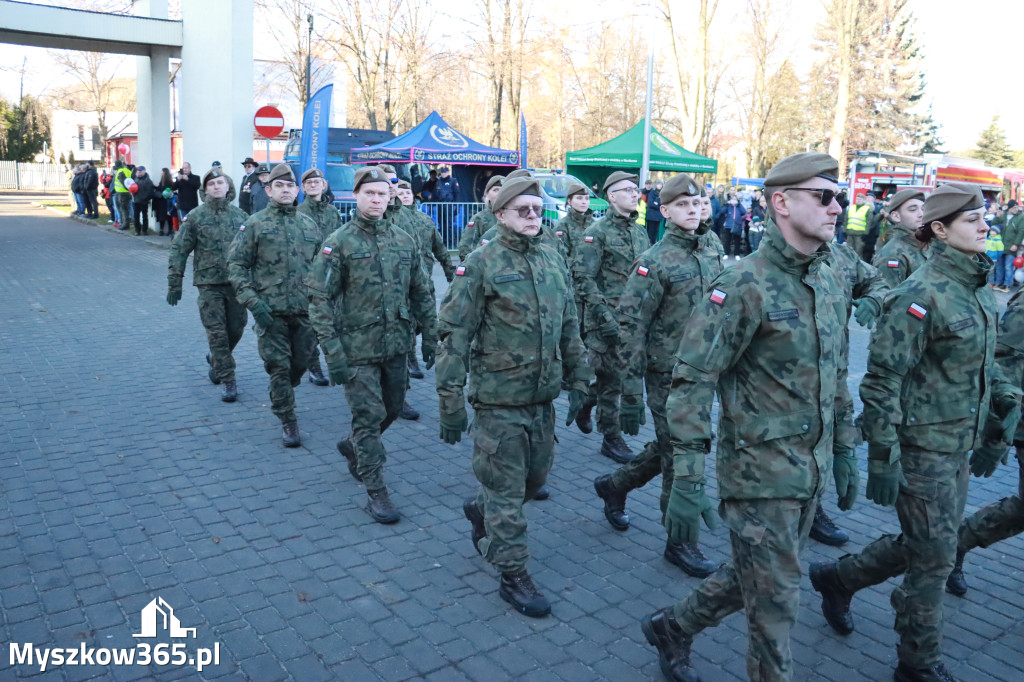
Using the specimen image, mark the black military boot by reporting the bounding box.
[593,474,629,530]
[809,561,855,635]
[336,438,362,481]
[463,496,486,555]
[894,661,958,682]
[221,380,237,403]
[640,608,702,682]
[809,505,849,546]
[945,549,968,597]
[601,435,635,464]
[499,569,550,618]
[366,488,400,524]
[664,541,715,578]
[575,404,593,434]
[399,400,420,420]
[307,363,329,386]
[408,354,424,380]
[533,486,550,501]
[206,354,221,385]
[282,421,301,448]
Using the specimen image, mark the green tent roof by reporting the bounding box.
[565,121,718,175]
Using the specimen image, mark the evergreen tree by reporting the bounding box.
[974,115,1013,167]
[1,97,51,162]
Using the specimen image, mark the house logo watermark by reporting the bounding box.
[134,597,196,638]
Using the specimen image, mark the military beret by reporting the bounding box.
[396,180,411,190]
[566,181,587,198]
[377,163,396,174]
[491,178,542,212]
[506,168,533,180]
[301,168,324,183]
[886,188,925,214]
[763,152,839,187]
[603,171,639,194]
[353,166,390,191]
[484,175,504,192]
[659,173,702,204]
[268,164,295,184]
[922,182,984,224]
[202,167,229,188]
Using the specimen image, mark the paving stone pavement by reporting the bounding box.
[1,196,1022,681]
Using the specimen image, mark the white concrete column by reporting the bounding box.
[180,0,254,179]
[134,0,171,173]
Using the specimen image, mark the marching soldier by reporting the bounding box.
[551,181,595,264]
[872,189,928,288]
[458,175,504,262]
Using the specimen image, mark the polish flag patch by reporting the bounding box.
[556,231,564,237]
[480,239,489,246]
[455,265,467,276]
[637,265,650,277]
[710,289,727,305]
[887,259,900,268]
[322,246,333,255]
[908,302,927,319]
[584,236,594,243]
[468,221,475,227]
[238,224,245,231]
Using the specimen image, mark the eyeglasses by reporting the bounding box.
[611,187,640,195]
[507,205,544,218]
[784,187,838,206]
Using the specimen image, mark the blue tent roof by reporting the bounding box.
[350,111,519,166]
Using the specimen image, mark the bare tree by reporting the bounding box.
[819,0,861,173]
[256,0,331,109]
[50,51,133,145]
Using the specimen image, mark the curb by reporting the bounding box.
[30,201,173,250]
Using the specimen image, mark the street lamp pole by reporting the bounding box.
[306,14,313,105]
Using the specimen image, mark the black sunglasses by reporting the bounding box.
[784,187,838,206]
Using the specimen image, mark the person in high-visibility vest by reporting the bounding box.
[844,192,874,261]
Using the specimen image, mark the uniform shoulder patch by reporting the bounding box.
[710,288,727,305]
[468,221,475,227]
[555,230,564,237]
[480,239,489,246]
[455,265,467,276]
[908,302,927,319]
[584,235,595,243]
[887,259,900,268]
[322,245,333,255]
[238,224,244,231]
[637,265,650,277]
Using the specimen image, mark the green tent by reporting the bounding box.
[565,121,718,192]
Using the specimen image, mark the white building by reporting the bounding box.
[50,109,136,164]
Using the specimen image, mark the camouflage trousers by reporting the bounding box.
[343,353,407,492]
[583,333,622,438]
[673,496,818,682]
[959,453,1024,552]
[115,192,132,227]
[256,314,314,424]
[609,370,673,515]
[471,403,555,574]
[197,284,247,383]
[844,232,867,261]
[835,448,968,668]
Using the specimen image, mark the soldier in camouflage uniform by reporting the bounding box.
[306,167,437,524]
[572,171,651,463]
[699,190,726,260]
[551,181,595,266]
[871,189,928,288]
[809,183,1020,682]
[457,175,503,262]
[642,153,849,682]
[297,168,342,387]
[435,178,592,617]
[167,167,248,403]
[228,164,321,447]
[590,173,720,578]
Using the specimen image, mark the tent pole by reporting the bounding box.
[640,43,654,185]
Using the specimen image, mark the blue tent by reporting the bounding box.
[350,111,519,166]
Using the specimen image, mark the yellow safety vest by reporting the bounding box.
[847,204,871,233]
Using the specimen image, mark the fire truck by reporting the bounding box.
[848,150,1012,203]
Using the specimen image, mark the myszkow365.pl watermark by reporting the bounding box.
[9,596,220,673]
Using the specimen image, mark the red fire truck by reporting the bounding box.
[848,150,1009,203]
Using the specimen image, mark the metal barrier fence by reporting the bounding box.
[0,161,68,191]
[331,200,484,251]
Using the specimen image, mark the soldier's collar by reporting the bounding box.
[608,208,637,226]
[269,200,297,215]
[760,219,829,274]
[663,221,700,246]
[498,224,540,251]
[929,240,992,288]
[353,212,384,233]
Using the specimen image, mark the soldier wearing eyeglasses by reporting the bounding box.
[572,171,652,464]
[435,178,592,618]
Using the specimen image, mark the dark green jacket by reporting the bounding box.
[997,289,1024,444]
[871,223,930,288]
[168,177,246,288]
[552,207,595,264]
[994,211,1024,254]
[297,196,342,248]
[458,206,497,261]
[407,207,456,282]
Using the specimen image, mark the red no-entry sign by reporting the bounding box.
[254,106,285,138]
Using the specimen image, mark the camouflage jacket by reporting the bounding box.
[407,207,456,282]
[701,223,726,260]
[297,196,342,248]
[228,200,321,315]
[668,220,845,501]
[861,241,1012,455]
[829,240,889,319]
[306,212,437,366]
[552,207,595,264]
[871,223,930,288]
[475,224,567,267]
[458,206,497,261]
[436,226,592,411]
[618,222,723,395]
[572,209,651,337]
[168,183,247,288]
[384,198,417,242]
[996,290,1024,443]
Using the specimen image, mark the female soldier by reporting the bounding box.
[810,182,1020,682]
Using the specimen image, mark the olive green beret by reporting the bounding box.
[484,175,504,192]
[377,163,396,174]
[566,181,587,198]
[506,168,533,180]
[700,186,708,198]
[923,182,984,224]
[300,168,324,184]
[353,166,390,191]
[202,167,230,188]
[268,164,295,184]
[603,171,639,194]
[659,173,702,204]
[763,152,839,187]
[491,178,542,212]
[396,180,411,190]
[886,188,925,214]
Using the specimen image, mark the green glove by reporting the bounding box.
[166,288,182,306]
[322,338,350,385]
[439,404,468,445]
[970,442,1008,478]
[250,300,274,329]
[866,459,906,507]
[664,477,718,545]
[832,452,859,511]
[852,297,880,328]
[995,394,1022,444]
[565,388,586,426]
[620,395,646,436]
[422,337,436,370]
[597,308,618,340]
